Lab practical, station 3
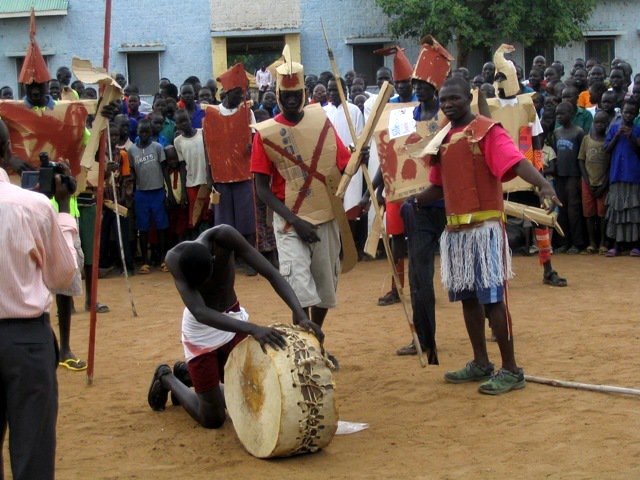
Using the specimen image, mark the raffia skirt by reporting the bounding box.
[440,220,513,293]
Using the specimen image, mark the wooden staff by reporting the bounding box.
[320,21,426,367]
[525,375,640,397]
[336,82,393,198]
[320,18,356,142]
[106,125,138,317]
[87,0,111,385]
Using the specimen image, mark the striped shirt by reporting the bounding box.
[0,168,76,319]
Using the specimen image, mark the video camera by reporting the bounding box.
[20,152,77,198]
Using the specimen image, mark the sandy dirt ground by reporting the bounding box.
[13,253,639,479]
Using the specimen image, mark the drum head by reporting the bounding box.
[224,337,282,458]
[224,327,338,458]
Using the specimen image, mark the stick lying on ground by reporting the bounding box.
[525,375,640,397]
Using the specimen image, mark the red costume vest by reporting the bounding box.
[439,115,504,219]
[202,102,252,183]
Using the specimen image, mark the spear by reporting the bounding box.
[86,0,112,385]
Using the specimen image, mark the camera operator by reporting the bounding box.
[0,118,77,479]
[41,154,89,371]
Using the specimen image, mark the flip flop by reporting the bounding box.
[138,264,151,274]
[59,358,87,371]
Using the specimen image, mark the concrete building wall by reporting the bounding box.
[299,0,418,79]
[0,0,212,95]
[554,0,640,74]
[211,0,299,32]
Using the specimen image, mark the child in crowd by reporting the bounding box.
[173,109,209,235]
[599,90,620,126]
[164,146,188,246]
[552,101,586,253]
[603,99,640,256]
[127,93,145,141]
[578,110,610,253]
[149,112,169,147]
[128,118,170,273]
[586,82,607,118]
[153,97,176,145]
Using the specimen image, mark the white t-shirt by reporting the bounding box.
[217,104,257,132]
[174,129,208,187]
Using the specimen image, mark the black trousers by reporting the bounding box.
[0,314,58,480]
[556,176,586,249]
[402,203,446,364]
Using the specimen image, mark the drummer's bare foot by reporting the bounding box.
[148,364,171,411]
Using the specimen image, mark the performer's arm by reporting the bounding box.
[251,132,321,243]
[254,173,320,244]
[166,247,287,351]
[217,226,323,342]
[512,159,561,211]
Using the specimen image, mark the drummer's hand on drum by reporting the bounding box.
[250,325,287,353]
[297,319,325,344]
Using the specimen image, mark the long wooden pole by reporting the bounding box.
[525,375,640,397]
[87,0,112,385]
[320,19,356,142]
[319,23,426,367]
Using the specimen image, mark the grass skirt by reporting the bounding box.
[440,220,512,293]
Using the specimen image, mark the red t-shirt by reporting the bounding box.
[429,123,522,186]
[250,113,351,201]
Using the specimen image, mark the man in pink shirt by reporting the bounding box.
[0,118,76,479]
[416,77,560,395]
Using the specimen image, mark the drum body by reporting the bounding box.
[224,324,338,458]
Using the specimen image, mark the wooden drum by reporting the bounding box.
[224,324,338,458]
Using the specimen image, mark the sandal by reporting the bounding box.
[160,262,170,273]
[377,289,400,306]
[543,270,567,287]
[585,246,597,254]
[59,358,87,371]
[598,246,608,255]
[138,264,151,274]
[605,248,618,257]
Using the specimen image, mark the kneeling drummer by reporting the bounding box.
[147,224,322,428]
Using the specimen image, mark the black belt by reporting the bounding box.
[0,313,49,323]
